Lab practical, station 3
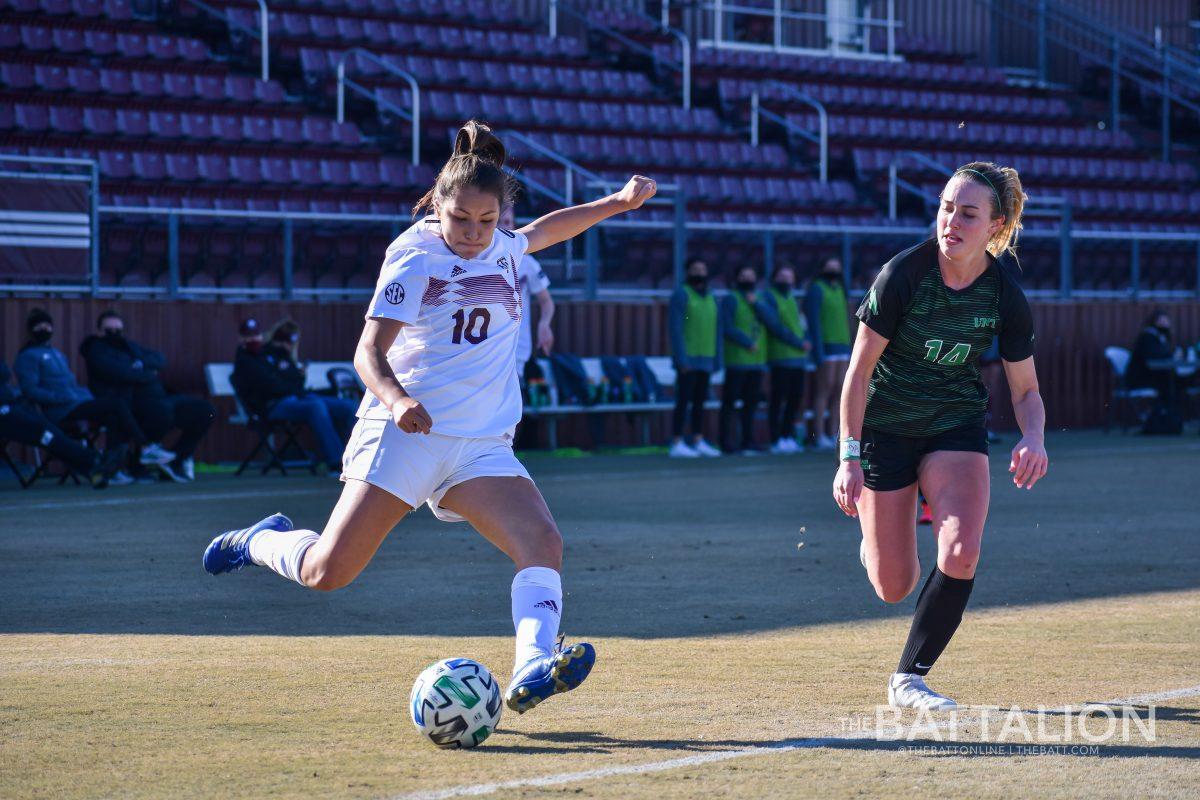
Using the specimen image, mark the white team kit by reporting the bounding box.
[342,217,533,520]
[515,253,550,370]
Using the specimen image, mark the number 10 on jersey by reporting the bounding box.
[451,308,491,344]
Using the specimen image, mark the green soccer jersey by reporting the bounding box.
[856,239,1035,436]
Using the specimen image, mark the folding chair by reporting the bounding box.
[325,366,364,402]
[232,393,319,477]
[1,437,38,488]
[1103,346,1157,434]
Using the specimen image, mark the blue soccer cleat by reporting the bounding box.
[203,513,293,575]
[505,635,596,714]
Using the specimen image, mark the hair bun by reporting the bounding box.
[453,120,506,168]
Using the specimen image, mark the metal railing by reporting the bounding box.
[551,2,691,109]
[976,0,1200,161]
[698,0,902,61]
[336,48,421,165]
[749,83,828,183]
[178,0,269,81]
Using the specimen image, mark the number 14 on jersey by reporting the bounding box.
[924,339,971,365]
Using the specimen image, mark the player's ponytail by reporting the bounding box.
[952,161,1026,261]
[413,120,517,217]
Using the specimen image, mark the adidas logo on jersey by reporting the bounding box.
[496,255,510,272]
[450,265,467,277]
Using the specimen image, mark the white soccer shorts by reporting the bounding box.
[341,417,531,522]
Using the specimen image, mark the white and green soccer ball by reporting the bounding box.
[410,658,503,749]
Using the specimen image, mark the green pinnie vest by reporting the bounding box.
[682,284,717,358]
[725,290,767,367]
[767,287,808,363]
[818,279,851,346]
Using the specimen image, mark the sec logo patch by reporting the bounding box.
[384,282,405,304]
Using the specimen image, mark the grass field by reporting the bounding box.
[2,431,1199,799]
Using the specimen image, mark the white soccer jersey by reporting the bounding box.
[516,253,551,365]
[359,217,528,438]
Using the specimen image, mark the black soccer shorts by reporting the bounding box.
[860,424,989,492]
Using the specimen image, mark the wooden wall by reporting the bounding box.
[2,297,1197,459]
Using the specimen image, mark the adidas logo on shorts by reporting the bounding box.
[533,599,560,614]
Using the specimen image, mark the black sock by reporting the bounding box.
[897,567,974,676]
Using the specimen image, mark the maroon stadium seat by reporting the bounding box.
[320,159,353,187]
[195,74,223,102]
[164,72,197,99]
[165,153,198,182]
[104,0,132,20]
[116,108,149,137]
[181,112,214,139]
[84,29,116,55]
[243,115,274,143]
[99,150,132,179]
[83,106,116,135]
[15,103,50,132]
[149,111,183,139]
[225,75,256,104]
[52,27,85,53]
[148,35,180,61]
[67,66,99,93]
[49,105,84,133]
[273,117,303,145]
[289,158,322,186]
[116,32,148,58]
[1,62,35,89]
[132,152,166,181]
[197,154,230,182]
[210,114,243,142]
[260,156,291,184]
[229,155,262,183]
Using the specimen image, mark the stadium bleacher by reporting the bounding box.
[1,0,1198,293]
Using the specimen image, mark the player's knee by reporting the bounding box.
[871,566,920,604]
[518,522,562,570]
[301,556,356,592]
[938,536,981,579]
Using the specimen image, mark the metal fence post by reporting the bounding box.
[1195,241,1200,300]
[763,230,774,277]
[1037,0,1047,84]
[1161,61,1171,162]
[750,90,759,145]
[1130,238,1140,299]
[584,226,599,300]
[1059,204,1073,299]
[90,159,100,293]
[563,168,573,279]
[841,231,852,282]
[673,190,687,287]
[167,212,180,297]
[282,217,294,300]
[549,0,557,38]
[1110,37,1121,133]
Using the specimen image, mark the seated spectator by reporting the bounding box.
[232,319,357,474]
[14,308,167,472]
[80,310,214,483]
[1125,308,1174,397]
[1,359,126,488]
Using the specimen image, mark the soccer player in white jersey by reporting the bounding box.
[203,121,657,714]
[498,204,555,379]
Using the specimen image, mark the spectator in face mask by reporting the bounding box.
[80,310,215,483]
[757,264,811,454]
[14,308,158,474]
[805,256,852,450]
[232,319,357,474]
[667,258,722,458]
[719,266,768,454]
[0,357,126,488]
[1126,308,1174,397]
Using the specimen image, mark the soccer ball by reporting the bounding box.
[410,658,503,749]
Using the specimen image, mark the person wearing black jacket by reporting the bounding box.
[80,310,214,482]
[231,319,356,473]
[1125,308,1174,397]
[1,359,125,488]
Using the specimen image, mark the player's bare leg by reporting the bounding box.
[887,450,989,710]
[440,476,595,714]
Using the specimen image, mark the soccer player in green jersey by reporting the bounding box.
[832,162,1049,710]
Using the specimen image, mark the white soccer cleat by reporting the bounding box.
[770,438,791,455]
[815,434,837,451]
[669,440,700,458]
[693,439,722,457]
[888,673,957,711]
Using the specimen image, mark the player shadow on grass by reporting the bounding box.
[484,730,799,755]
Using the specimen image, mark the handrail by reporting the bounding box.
[179,0,268,81]
[752,82,827,183]
[635,8,692,110]
[886,151,953,220]
[336,48,420,165]
[555,3,691,109]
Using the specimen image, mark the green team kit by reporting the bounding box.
[852,239,1035,489]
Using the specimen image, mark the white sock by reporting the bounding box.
[511,566,562,671]
[247,528,321,585]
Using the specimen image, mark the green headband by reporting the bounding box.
[954,168,1003,214]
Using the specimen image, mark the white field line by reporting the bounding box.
[390,683,1200,800]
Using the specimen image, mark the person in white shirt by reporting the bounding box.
[203,120,656,717]
[498,204,555,379]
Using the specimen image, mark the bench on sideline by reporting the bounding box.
[522,356,724,449]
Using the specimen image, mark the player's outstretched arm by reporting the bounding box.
[1003,356,1047,489]
[519,176,656,254]
[355,317,432,434]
